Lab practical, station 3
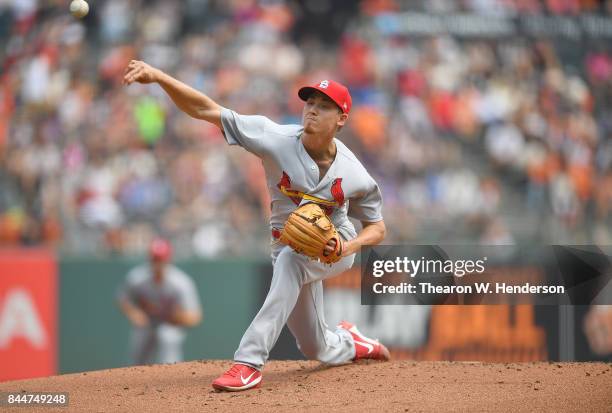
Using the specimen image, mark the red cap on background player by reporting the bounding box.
[298,80,352,114]
[149,238,172,262]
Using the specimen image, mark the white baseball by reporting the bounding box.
[69,0,89,19]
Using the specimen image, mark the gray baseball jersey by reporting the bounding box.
[221,108,383,242]
[220,108,383,368]
[117,264,201,364]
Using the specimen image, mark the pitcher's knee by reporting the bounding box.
[276,246,304,264]
[274,247,307,284]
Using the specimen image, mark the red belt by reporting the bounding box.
[272,229,282,239]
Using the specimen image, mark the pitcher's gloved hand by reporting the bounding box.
[279,203,343,264]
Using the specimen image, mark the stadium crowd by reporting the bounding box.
[0,0,610,257]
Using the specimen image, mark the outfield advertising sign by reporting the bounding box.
[0,249,57,381]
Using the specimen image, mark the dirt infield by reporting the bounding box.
[1,360,610,412]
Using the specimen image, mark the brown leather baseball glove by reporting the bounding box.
[279,203,343,264]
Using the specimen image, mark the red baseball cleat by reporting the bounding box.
[338,321,391,361]
[212,363,262,392]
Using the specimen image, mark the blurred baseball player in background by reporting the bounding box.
[117,238,202,365]
[124,60,389,392]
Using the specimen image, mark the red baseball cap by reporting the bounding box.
[298,80,352,114]
[149,238,172,262]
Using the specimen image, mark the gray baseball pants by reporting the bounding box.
[234,245,356,368]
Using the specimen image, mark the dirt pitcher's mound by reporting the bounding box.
[1,361,611,412]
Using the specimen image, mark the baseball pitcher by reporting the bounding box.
[123,61,389,391]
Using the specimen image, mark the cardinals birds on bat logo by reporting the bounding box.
[276,172,345,215]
